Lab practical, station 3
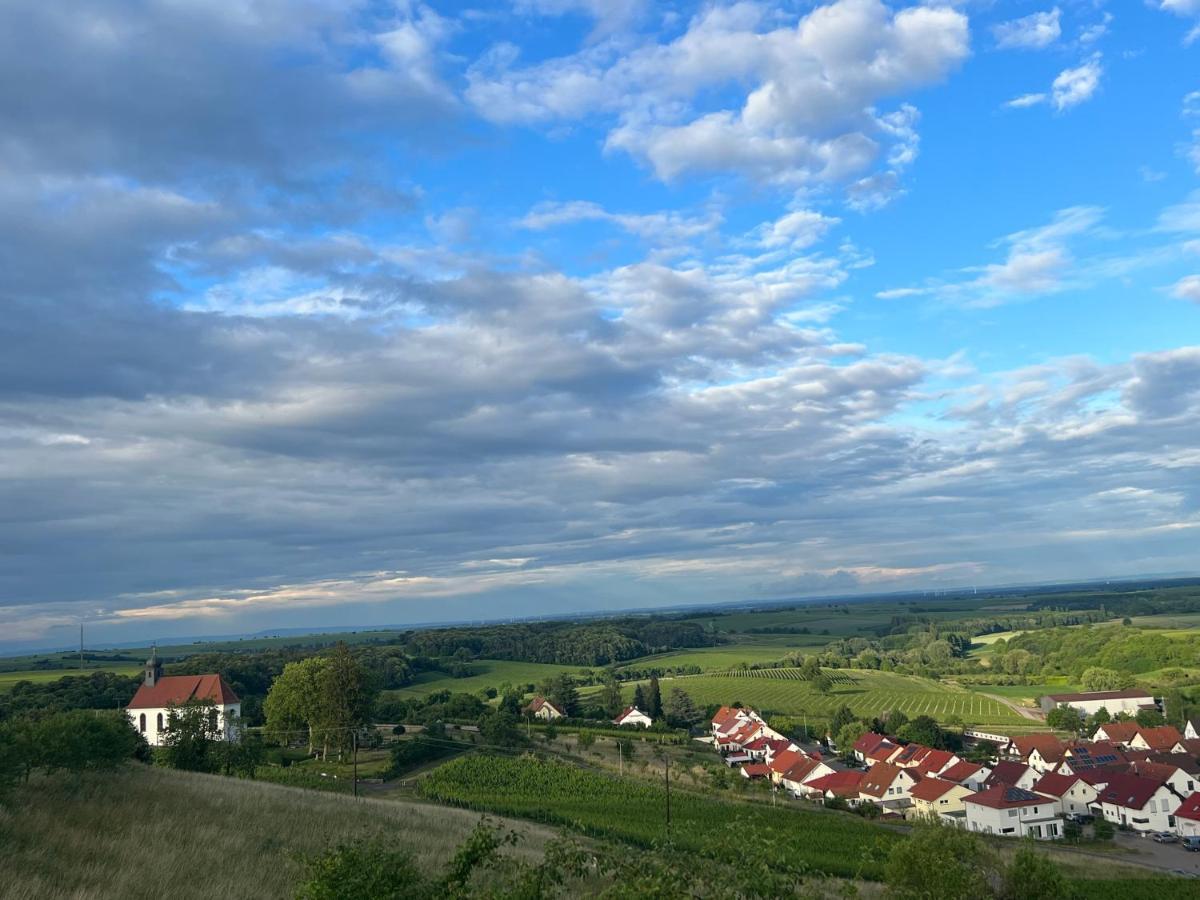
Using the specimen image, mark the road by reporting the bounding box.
[980,691,1046,722]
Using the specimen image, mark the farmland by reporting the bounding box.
[0,666,141,693]
[419,753,898,881]
[610,669,1029,726]
[381,659,582,700]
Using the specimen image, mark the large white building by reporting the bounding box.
[1094,773,1182,833]
[125,651,241,746]
[1039,690,1156,717]
[964,785,1064,840]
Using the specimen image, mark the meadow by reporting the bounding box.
[0,665,141,693]
[0,765,557,900]
[611,669,1029,726]
[382,659,583,699]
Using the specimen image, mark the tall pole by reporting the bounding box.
[618,741,623,776]
[79,622,84,671]
[352,731,358,798]
[664,755,671,839]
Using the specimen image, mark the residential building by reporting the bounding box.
[859,763,919,811]
[1175,793,1200,837]
[612,706,653,728]
[908,777,975,821]
[801,770,865,806]
[1031,772,1098,817]
[940,760,991,792]
[1094,773,1182,833]
[964,785,1064,840]
[780,756,836,796]
[1091,722,1141,746]
[984,760,1038,791]
[524,697,566,721]
[1129,725,1185,754]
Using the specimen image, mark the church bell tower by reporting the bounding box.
[144,646,162,687]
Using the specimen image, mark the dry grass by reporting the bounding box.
[0,765,558,900]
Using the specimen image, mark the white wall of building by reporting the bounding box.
[128,703,240,747]
[965,801,1063,840]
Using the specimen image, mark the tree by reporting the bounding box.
[632,684,647,711]
[598,675,624,718]
[835,723,863,760]
[1046,706,1084,734]
[576,729,594,750]
[646,677,663,718]
[541,674,579,718]
[35,710,140,775]
[1080,667,1132,692]
[159,700,220,772]
[884,823,994,900]
[319,643,375,758]
[999,844,1073,900]
[1092,817,1114,841]
[1135,708,1165,728]
[480,709,522,748]
[811,670,833,694]
[220,729,265,778]
[830,705,857,736]
[885,709,909,732]
[264,656,328,753]
[663,688,702,728]
[897,715,945,749]
[1088,706,1111,729]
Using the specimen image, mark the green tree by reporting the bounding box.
[1092,817,1114,841]
[1135,708,1165,728]
[296,839,428,900]
[663,688,702,728]
[830,705,857,736]
[646,676,663,718]
[219,728,265,778]
[264,656,328,753]
[631,683,647,711]
[885,709,909,732]
[319,643,375,759]
[480,709,522,748]
[896,715,945,749]
[1046,706,1084,733]
[1088,706,1111,729]
[598,675,624,718]
[540,674,579,717]
[35,709,139,775]
[1080,667,1132,692]
[999,844,1074,900]
[576,729,594,750]
[884,823,993,900]
[159,700,220,772]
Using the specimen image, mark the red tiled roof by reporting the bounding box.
[861,763,909,798]
[743,736,771,752]
[1046,690,1155,703]
[965,785,1045,810]
[1032,772,1081,798]
[1129,760,1179,785]
[853,732,891,754]
[1177,793,1200,823]
[985,761,1032,788]
[781,756,824,785]
[613,706,649,724]
[1096,773,1165,810]
[805,770,864,797]
[525,696,566,717]
[940,761,983,784]
[1074,765,1127,787]
[1135,726,1183,752]
[910,778,963,802]
[1095,722,1140,743]
[893,743,928,764]
[867,743,900,763]
[1011,734,1066,759]
[914,749,955,776]
[741,763,771,778]
[1178,738,1200,757]
[769,749,807,775]
[127,674,239,710]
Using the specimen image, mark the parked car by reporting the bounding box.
[1065,813,1093,825]
[1152,832,1178,844]
[1170,869,1199,879]
[1181,836,1200,852]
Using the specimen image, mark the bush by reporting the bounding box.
[1092,818,1114,841]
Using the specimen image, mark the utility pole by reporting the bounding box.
[618,741,623,776]
[352,731,358,799]
[79,622,84,671]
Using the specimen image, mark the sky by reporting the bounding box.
[2,0,1199,651]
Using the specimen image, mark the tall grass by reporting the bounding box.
[0,765,556,900]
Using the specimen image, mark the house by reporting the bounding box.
[1091,722,1141,746]
[1129,759,1199,799]
[1094,773,1182,833]
[984,761,1039,791]
[740,763,771,780]
[712,706,759,739]
[1007,733,1065,765]
[940,760,992,792]
[1129,725,1184,753]
[964,785,1064,839]
[853,732,899,764]
[1059,741,1127,774]
[1185,719,1200,741]
[1175,738,1200,757]
[612,706,653,728]
[525,697,566,721]
[1040,690,1156,717]
[801,770,865,805]
[908,777,975,821]
[1175,793,1200,837]
[125,650,240,747]
[767,748,808,785]
[859,762,920,811]
[779,755,835,796]
[1032,772,1099,817]
[912,748,959,777]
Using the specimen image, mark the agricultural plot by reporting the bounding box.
[631,669,1028,726]
[0,665,141,693]
[613,641,811,673]
[382,659,582,700]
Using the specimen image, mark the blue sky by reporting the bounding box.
[1,0,1199,650]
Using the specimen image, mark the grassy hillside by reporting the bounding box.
[0,766,557,900]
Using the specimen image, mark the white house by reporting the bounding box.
[779,756,836,797]
[964,785,1064,840]
[859,763,919,811]
[125,651,241,747]
[1091,722,1141,746]
[1094,773,1182,833]
[1185,719,1200,741]
[612,706,653,728]
[1031,772,1098,817]
[908,777,975,821]
[1129,760,1199,799]
[1040,690,1156,717]
[940,760,992,792]
[525,697,566,721]
[1176,794,1200,836]
[1128,725,1184,754]
[984,761,1039,792]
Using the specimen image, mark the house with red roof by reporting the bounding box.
[1059,741,1127,775]
[908,777,975,821]
[964,785,1064,839]
[1129,725,1185,754]
[984,760,1038,792]
[1092,722,1141,746]
[740,763,771,780]
[940,760,991,792]
[852,732,896,763]
[612,706,653,728]
[1032,772,1098,818]
[912,748,959,778]
[524,696,566,721]
[801,770,865,805]
[125,650,241,747]
[1129,759,1199,799]
[1094,773,1183,833]
[859,762,919,811]
[1175,793,1200,837]
[779,755,835,797]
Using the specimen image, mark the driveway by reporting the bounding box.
[1108,831,1200,876]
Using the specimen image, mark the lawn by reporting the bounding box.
[0,765,558,900]
[964,682,1079,706]
[600,669,1029,726]
[381,659,583,700]
[0,666,141,693]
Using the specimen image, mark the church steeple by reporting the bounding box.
[144,645,162,687]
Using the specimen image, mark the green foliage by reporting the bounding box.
[1135,708,1165,727]
[295,837,429,900]
[419,754,898,880]
[999,844,1075,900]
[576,729,594,750]
[1045,705,1084,733]
[896,715,958,750]
[158,701,222,773]
[388,736,460,777]
[480,709,523,747]
[36,709,140,774]
[884,823,993,899]
[598,675,624,718]
[0,671,141,722]
[663,687,701,727]
[264,645,376,758]
[1092,818,1114,841]
[646,676,662,718]
[540,674,580,717]
[1080,667,1133,692]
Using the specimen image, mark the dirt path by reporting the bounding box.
[980,692,1046,722]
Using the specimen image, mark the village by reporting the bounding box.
[700,689,1200,858]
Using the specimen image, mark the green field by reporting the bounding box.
[608,668,1029,726]
[963,682,1078,705]
[614,641,815,672]
[0,666,141,693]
[382,659,583,700]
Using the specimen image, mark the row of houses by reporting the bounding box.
[524,696,654,728]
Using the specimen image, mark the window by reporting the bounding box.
[1008,809,1018,818]
[156,712,164,732]
[139,713,146,732]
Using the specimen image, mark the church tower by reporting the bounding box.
[144,646,162,687]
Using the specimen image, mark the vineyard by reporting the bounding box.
[419,754,897,880]
[633,669,1029,726]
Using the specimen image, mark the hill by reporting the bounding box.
[0,766,556,900]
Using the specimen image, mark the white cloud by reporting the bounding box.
[1170,274,1200,302]
[993,8,1062,50]
[519,200,721,245]
[1006,92,1047,109]
[752,210,841,250]
[1160,1,1200,16]
[1079,13,1112,45]
[1051,56,1103,110]
[1185,91,1200,117]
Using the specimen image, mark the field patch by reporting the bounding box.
[0,666,141,693]
[381,659,582,700]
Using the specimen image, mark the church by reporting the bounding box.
[125,649,242,746]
